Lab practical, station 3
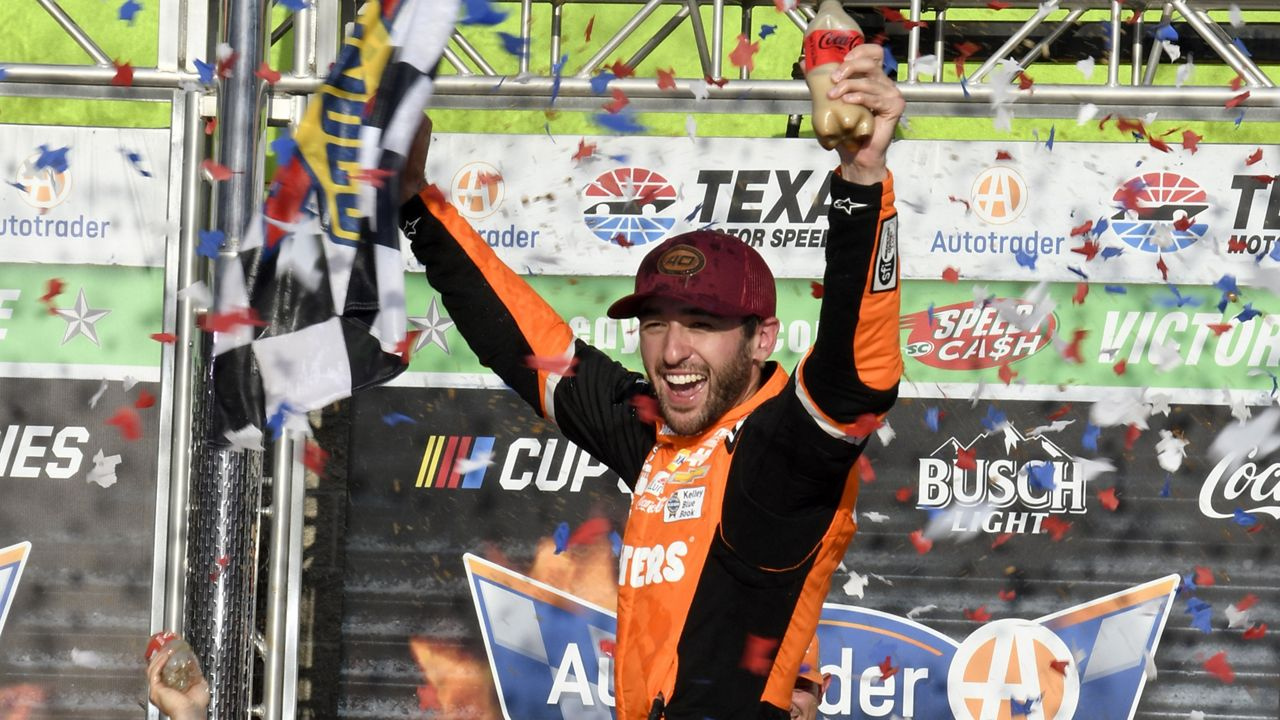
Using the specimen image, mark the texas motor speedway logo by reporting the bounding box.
[465,555,1179,720]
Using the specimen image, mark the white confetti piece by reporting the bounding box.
[86,449,122,489]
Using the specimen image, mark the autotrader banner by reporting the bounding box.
[420,134,1280,286]
[339,387,1278,719]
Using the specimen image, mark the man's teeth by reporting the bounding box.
[666,374,705,385]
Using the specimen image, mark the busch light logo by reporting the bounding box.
[466,555,1178,720]
[0,542,31,643]
[582,167,676,247]
[1109,172,1208,253]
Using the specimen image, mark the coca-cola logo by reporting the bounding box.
[901,299,1054,370]
[816,33,862,52]
[1199,447,1280,520]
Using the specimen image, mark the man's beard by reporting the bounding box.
[658,339,756,436]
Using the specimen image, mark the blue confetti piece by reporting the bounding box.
[927,302,935,327]
[1013,247,1038,270]
[589,71,615,95]
[759,24,776,40]
[1232,37,1251,58]
[981,405,1007,432]
[0,67,7,81]
[925,407,940,432]
[1067,265,1088,280]
[607,153,629,162]
[269,134,297,165]
[197,229,225,259]
[1178,572,1197,595]
[609,530,622,556]
[1046,125,1055,151]
[883,45,899,77]
[1094,217,1109,235]
[497,32,528,59]
[121,148,152,178]
[594,110,645,134]
[381,412,415,426]
[6,181,27,193]
[1185,597,1213,633]
[277,0,309,9]
[1011,696,1036,717]
[1104,284,1127,294]
[683,203,703,222]
[119,0,143,23]
[1233,507,1258,527]
[1028,462,1056,492]
[1215,274,1240,295]
[1160,474,1171,497]
[460,0,507,25]
[959,75,969,98]
[553,521,571,554]
[194,58,215,85]
[1236,303,1261,323]
[35,145,71,173]
[1082,422,1100,452]
[1154,23,1178,42]
[265,403,294,441]
[1235,110,1246,127]
[1100,246,1124,260]
[550,53,569,105]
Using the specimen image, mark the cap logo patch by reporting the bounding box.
[657,245,705,275]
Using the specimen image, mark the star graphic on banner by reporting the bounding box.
[55,289,111,346]
[409,297,454,354]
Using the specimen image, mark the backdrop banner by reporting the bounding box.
[339,386,1278,719]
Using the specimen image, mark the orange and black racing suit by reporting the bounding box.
[399,168,901,720]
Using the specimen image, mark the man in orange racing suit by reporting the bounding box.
[398,43,902,720]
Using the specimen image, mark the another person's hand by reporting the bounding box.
[147,640,210,720]
[825,43,904,184]
[399,114,434,206]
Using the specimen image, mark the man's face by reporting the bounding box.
[637,297,772,436]
[790,685,821,720]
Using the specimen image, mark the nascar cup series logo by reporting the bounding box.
[901,300,1055,370]
[582,167,677,246]
[15,153,72,210]
[970,167,1027,225]
[450,161,505,219]
[1109,172,1208,253]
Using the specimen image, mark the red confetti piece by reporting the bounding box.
[201,159,234,182]
[955,446,976,471]
[1230,74,1245,91]
[1172,215,1194,232]
[584,15,595,42]
[848,413,883,437]
[1116,116,1146,137]
[568,517,611,547]
[41,278,65,304]
[810,281,824,298]
[1113,359,1127,375]
[1236,594,1260,612]
[991,533,1013,549]
[1124,423,1141,451]
[1243,623,1267,640]
[1226,91,1250,109]
[877,656,898,680]
[740,634,778,675]
[524,354,578,376]
[352,167,395,189]
[1071,239,1100,261]
[728,34,760,72]
[894,486,914,503]
[1194,566,1215,587]
[112,60,134,86]
[106,406,142,441]
[150,332,177,343]
[1050,659,1070,675]
[1148,135,1171,153]
[598,638,616,657]
[1116,179,1145,211]
[603,87,629,114]
[1181,130,1202,153]
[998,363,1017,385]
[998,589,1017,601]
[205,117,218,135]
[571,138,596,163]
[197,308,267,333]
[878,7,928,29]
[1097,113,1113,131]
[216,50,238,79]
[476,171,502,189]
[1062,329,1087,364]
[134,390,156,410]
[1208,322,1233,336]
[1098,486,1119,511]
[856,454,875,483]
[908,529,933,554]
[394,329,421,365]
[1203,652,1235,683]
[1246,148,1263,166]
[303,440,329,476]
[987,0,1010,8]
[1254,174,1277,185]
[1047,404,1073,421]
[1016,71,1034,91]
[630,394,660,424]
[1156,255,1170,281]
[656,67,676,91]
[942,266,960,283]
[254,62,281,84]
[965,606,991,622]
[1072,282,1089,305]
[704,75,729,88]
[947,195,971,213]
[1041,516,1071,541]
[611,232,632,248]
[609,60,635,79]
[995,150,1013,161]
[1070,220,1093,237]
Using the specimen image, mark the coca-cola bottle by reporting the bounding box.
[804,0,874,148]
[145,631,201,692]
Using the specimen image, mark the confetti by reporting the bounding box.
[112,60,134,86]
[594,110,645,134]
[602,87,629,114]
[656,67,676,91]
[740,634,778,675]
[1028,462,1056,492]
[925,406,941,432]
[1050,659,1070,675]
[956,446,976,471]
[303,440,328,476]
[106,406,142,441]
[809,281,824,298]
[1040,516,1071,541]
[197,229,225,259]
[87,449,123,488]
[1203,652,1234,683]
[942,266,960,283]
[998,589,1016,601]
[759,24,776,40]
[630,394,660,424]
[728,34,760,72]
[201,159,234,181]
[908,530,933,554]
[552,521,571,553]
[1246,148,1263,165]
[1098,487,1119,511]
[1013,247,1037,270]
[460,0,507,26]
[134,389,156,409]
[1226,91,1250,109]
[877,656,898,680]
[118,0,143,23]
[1072,282,1089,305]
[121,148,153,177]
[254,62,282,84]
[1243,623,1267,640]
[35,145,71,173]
[965,606,991,622]
[571,138,596,163]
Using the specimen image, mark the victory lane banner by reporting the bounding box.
[339,387,1278,718]
[418,133,1280,287]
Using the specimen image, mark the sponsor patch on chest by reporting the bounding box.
[664,486,706,523]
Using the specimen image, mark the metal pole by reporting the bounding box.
[451,30,499,75]
[739,4,752,80]
[685,0,715,78]
[1107,0,1121,86]
[710,0,724,80]
[34,0,112,67]
[625,6,691,71]
[520,0,533,75]
[1130,8,1143,86]
[576,0,667,77]
[906,0,922,84]
[968,0,1059,83]
[1017,7,1086,69]
[1143,3,1175,86]
[187,1,269,719]
[933,7,947,83]
[442,47,474,75]
[550,2,563,71]
[1173,2,1273,87]
[261,434,294,720]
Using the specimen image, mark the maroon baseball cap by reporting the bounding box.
[606,230,777,320]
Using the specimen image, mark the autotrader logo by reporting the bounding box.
[450,162,504,220]
[14,153,72,210]
[970,166,1026,225]
[1109,172,1208,253]
[582,167,676,246]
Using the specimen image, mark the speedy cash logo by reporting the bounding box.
[581,167,677,246]
[901,299,1055,370]
[1109,172,1209,253]
[15,153,73,210]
